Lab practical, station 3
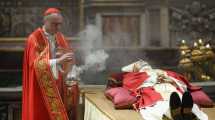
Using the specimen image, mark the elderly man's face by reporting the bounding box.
[44,14,63,34]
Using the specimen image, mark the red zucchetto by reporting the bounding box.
[44,8,60,16]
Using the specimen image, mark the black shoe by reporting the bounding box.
[169,92,183,120]
[181,91,193,120]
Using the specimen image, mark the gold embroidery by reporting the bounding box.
[43,78,52,87]
[42,74,49,81]
[34,52,67,119]
[37,60,46,71]
[46,87,55,97]
[42,73,53,87]
[50,99,58,112]
[56,114,63,120]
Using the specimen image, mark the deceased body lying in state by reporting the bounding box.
[84,60,215,120]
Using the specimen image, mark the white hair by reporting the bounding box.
[43,13,62,21]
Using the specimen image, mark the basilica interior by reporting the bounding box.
[0,0,215,120]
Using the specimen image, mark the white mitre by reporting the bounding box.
[121,59,152,72]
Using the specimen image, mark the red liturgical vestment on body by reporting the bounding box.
[22,28,69,120]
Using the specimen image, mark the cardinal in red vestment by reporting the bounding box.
[22,8,78,120]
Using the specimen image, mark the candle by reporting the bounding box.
[194,42,198,47]
[206,43,211,48]
[181,40,186,44]
[198,39,203,44]
[181,50,186,55]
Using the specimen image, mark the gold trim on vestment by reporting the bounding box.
[35,58,68,120]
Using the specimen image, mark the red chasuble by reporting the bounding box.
[22,28,70,120]
[122,70,202,109]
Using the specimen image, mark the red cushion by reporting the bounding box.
[191,90,214,108]
[105,87,137,109]
[105,87,119,100]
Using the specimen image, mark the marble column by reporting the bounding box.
[140,10,150,47]
[80,0,85,30]
[160,0,170,47]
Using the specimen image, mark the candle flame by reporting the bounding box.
[181,51,186,55]
[194,42,198,47]
[206,44,211,48]
[181,40,186,44]
[198,39,203,44]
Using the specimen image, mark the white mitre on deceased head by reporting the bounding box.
[121,59,152,72]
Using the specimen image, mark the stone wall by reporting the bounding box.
[0,0,215,119]
[0,0,80,37]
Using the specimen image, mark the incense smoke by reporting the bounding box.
[67,24,109,81]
